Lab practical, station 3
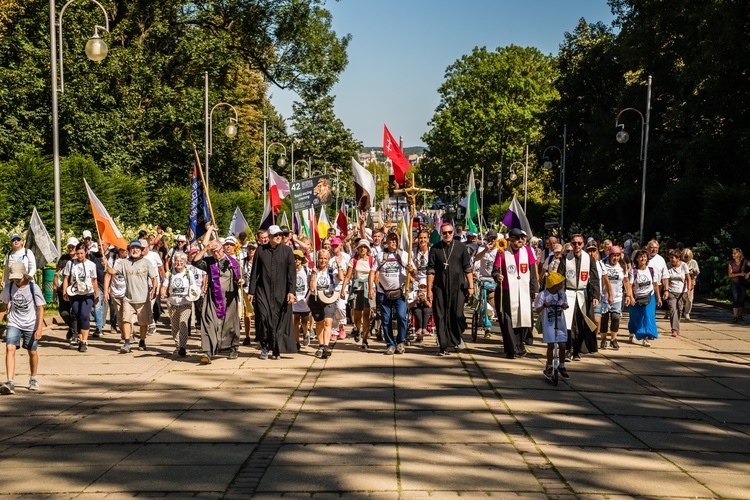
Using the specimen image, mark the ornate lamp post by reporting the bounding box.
[205,71,239,191]
[50,0,110,252]
[615,75,652,242]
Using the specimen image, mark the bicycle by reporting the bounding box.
[471,279,496,342]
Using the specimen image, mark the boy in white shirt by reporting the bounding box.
[0,263,45,394]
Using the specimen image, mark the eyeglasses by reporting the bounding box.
[571,241,584,246]
[272,234,282,238]
[442,231,453,235]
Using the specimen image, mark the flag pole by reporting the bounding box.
[193,145,217,237]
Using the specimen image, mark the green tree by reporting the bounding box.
[0,0,350,192]
[422,45,559,197]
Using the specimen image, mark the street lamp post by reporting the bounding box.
[542,124,567,236]
[50,0,110,252]
[205,73,239,192]
[509,161,524,209]
[330,166,341,209]
[615,75,652,242]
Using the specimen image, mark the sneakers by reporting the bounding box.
[558,366,570,379]
[178,347,187,357]
[138,339,147,351]
[242,337,251,346]
[600,339,608,350]
[611,339,620,350]
[353,329,362,343]
[228,348,239,360]
[302,334,311,347]
[147,324,156,336]
[684,313,691,321]
[331,332,339,341]
[437,350,447,356]
[69,336,79,347]
[543,366,554,380]
[260,347,269,360]
[732,316,738,324]
[296,342,301,353]
[338,325,346,339]
[457,339,466,351]
[396,343,405,354]
[0,380,15,395]
[629,334,636,343]
[78,342,88,353]
[315,347,325,358]
[572,353,581,361]
[385,346,395,355]
[323,346,332,359]
[92,328,101,338]
[120,343,132,354]
[28,378,39,391]
[565,350,573,361]
[200,353,212,364]
[642,338,651,347]
[361,341,369,351]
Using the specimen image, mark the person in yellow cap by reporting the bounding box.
[533,271,570,380]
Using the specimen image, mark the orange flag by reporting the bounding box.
[83,179,128,249]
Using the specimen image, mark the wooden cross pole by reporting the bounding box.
[394,173,433,292]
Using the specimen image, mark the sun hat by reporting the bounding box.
[293,250,306,260]
[8,262,31,280]
[545,271,565,289]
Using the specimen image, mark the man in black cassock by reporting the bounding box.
[426,222,474,356]
[247,225,296,360]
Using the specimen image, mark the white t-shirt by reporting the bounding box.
[475,246,497,279]
[109,259,128,298]
[648,254,668,283]
[373,250,408,292]
[533,289,568,341]
[413,248,430,283]
[3,248,37,283]
[328,252,351,292]
[143,252,163,281]
[667,262,690,294]
[0,282,45,331]
[293,267,310,313]
[314,267,334,294]
[629,266,657,298]
[63,259,97,295]
[163,269,193,306]
[602,262,626,304]
[189,264,206,289]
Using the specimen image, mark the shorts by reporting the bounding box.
[601,301,622,316]
[294,311,310,319]
[122,301,153,326]
[542,328,568,344]
[5,325,39,351]
[593,302,603,318]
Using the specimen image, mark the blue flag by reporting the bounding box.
[188,163,211,242]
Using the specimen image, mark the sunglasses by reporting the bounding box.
[442,231,453,235]
[571,241,584,246]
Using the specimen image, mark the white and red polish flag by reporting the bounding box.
[268,169,290,213]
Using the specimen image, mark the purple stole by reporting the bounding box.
[210,255,240,318]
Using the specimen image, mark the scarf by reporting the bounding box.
[210,255,240,318]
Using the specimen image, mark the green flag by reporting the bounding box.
[466,169,479,233]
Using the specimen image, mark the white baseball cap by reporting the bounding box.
[82,230,93,238]
[268,225,282,236]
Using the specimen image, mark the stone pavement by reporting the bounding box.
[1,302,749,499]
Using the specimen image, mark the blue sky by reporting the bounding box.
[269,0,616,147]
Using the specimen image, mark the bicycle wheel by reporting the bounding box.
[471,309,479,342]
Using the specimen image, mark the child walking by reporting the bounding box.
[533,272,570,380]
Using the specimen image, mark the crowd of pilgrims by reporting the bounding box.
[4,216,725,385]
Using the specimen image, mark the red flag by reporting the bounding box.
[383,124,411,185]
[269,169,290,213]
[335,199,348,237]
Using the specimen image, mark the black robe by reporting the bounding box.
[557,253,601,355]
[427,239,472,350]
[247,242,296,355]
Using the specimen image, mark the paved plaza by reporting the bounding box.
[1,302,749,499]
